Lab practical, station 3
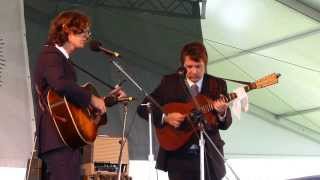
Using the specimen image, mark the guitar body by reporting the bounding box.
[47,83,107,149]
[156,95,218,151]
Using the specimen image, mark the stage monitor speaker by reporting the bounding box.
[82,135,129,176]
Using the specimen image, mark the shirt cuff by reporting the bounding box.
[218,110,227,121]
[161,113,166,124]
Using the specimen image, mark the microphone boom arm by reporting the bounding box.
[109,57,165,113]
[90,40,164,113]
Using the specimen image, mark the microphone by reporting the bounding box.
[90,40,121,58]
[176,66,186,78]
[105,96,135,107]
[118,96,135,102]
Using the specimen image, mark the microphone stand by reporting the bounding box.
[140,102,156,180]
[179,78,206,180]
[202,130,240,180]
[140,103,155,161]
[117,103,128,180]
[106,56,164,112]
[179,76,240,180]
[103,55,163,180]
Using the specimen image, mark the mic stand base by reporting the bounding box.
[201,127,240,180]
[141,103,156,180]
[117,105,128,180]
[199,126,205,180]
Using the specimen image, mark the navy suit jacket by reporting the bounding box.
[33,45,91,154]
[137,73,232,179]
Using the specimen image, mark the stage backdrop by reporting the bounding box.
[0,0,34,167]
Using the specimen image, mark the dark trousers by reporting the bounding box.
[41,147,81,180]
[166,154,219,180]
[168,171,200,180]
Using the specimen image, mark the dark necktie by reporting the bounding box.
[190,84,199,97]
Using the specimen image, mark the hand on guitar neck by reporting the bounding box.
[108,85,127,99]
[213,94,229,116]
[90,85,127,114]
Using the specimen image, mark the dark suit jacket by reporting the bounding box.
[137,73,232,179]
[33,45,91,154]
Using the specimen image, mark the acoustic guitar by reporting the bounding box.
[47,83,119,149]
[156,73,281,151]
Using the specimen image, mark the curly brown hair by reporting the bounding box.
[180,41,208,66]
[47,10,91,46]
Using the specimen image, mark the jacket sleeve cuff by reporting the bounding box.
[218,110,227,121]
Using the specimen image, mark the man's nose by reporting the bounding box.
[190,67,198,73]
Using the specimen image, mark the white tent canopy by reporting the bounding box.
[201,0,320,157]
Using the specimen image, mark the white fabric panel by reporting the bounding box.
[0,0,34,167]
[222,112,320,157]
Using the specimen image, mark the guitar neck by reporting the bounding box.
[198,84,255,114]
[198,73,279,114]
[226,83,255,103]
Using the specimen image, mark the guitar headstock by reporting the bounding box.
[248,73,281,90]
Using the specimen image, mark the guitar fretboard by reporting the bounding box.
[199,84,254,113]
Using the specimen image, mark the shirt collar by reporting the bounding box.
[186,76,204,91]
[55,44,70,60]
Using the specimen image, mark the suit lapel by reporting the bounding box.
[67,58,77,81]
[181,79,191,102]
[201,74,209,94]
[201,74,218,98]
[53,47,77,81]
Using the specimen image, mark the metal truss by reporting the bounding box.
[63,0,204,19]
[249,103,320,144]
[275,106,320,119]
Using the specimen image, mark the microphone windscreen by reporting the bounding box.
[90,40,102,52]
[177,66,186,77]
